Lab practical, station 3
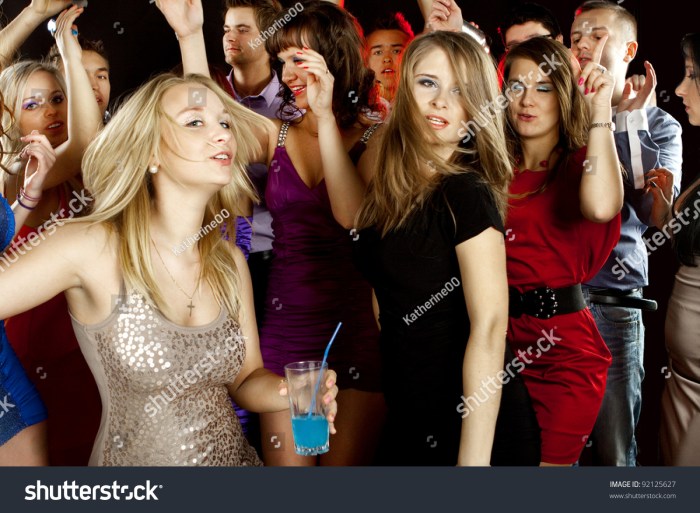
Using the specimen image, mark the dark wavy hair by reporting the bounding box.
[498,2,562,46]
[47,36,109,68]
[364,11,415,40]
[265,0,379,128]
[673,33,700,266]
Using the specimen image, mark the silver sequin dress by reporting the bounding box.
[70,292,262,466]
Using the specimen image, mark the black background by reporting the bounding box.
[1,0,698,466]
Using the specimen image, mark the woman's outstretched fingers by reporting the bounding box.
[323,370,338,433]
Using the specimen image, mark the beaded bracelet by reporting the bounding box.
[19,187,41,202]
[17,197,37,211]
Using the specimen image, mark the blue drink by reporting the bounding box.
[291,414,329,456]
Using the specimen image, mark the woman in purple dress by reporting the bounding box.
[258,1,385,466]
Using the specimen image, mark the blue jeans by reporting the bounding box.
[582,287,645,466]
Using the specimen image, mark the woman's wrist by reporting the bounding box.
[19,187,42,209]
[589,106,613,120]
[24,5,48,24]
[175,29,204,43]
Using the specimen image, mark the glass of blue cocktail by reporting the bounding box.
[284,361,330,456]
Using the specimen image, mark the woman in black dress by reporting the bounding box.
[352,31,540,465]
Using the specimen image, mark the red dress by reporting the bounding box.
[505,148,620,464]
[4,187,101,465]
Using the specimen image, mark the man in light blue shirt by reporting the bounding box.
[571,0,683,466]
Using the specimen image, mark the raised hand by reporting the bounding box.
[427,0,463,33]
[156,0,204,40]
[644,168,675,229]
[573,35,615,112]
[28,0,72,18]
[295,47,335,120]
[19,131,56,201]
[53,5,83,61]
[618,61,658,113]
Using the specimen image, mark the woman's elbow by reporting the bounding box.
[581,199,623,223]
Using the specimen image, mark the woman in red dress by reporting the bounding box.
[0,5,102,465]
[502,37,623,465]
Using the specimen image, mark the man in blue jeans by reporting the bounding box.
[571,0,683,465]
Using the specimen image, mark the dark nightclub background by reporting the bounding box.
[1,0,698,465]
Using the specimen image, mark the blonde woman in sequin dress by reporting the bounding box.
[0,73,339,466]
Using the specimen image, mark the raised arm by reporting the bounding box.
[155,0,210,77]
[0,0,72,68]
[615,61,683,225]
[456,227,507,466]
[295,47,370,228]
[577,37,624,223]
[424,0,463,34]
[35,6,102,191]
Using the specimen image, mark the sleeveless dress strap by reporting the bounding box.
[277,122,291,147]
[349,123,382,166]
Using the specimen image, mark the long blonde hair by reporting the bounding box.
[78,73,268,318]
[0,61,67,179]
[356,31,512,235]
[0,89,10,176]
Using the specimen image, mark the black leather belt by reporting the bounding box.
[248,250,273,263]
[587,287,658,311]
[509,284,586,319]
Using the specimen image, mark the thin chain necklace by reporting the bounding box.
[150,238,203,317]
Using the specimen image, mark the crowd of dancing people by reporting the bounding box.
[0,0,698,467]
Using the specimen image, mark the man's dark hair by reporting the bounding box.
[575,0,638,40]
[223,0,283,33]
[499,2,562,43]
[47,37,109,68]
[364,12,414,40]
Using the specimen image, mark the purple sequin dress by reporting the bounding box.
[260,123,381,391]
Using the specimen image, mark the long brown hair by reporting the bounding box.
[266,0,379,128]
[503,37,589,193]
[356,31,513,235]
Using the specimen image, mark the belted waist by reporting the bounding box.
[509,284,586,319]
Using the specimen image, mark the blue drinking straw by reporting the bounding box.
[309,322,342,417]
